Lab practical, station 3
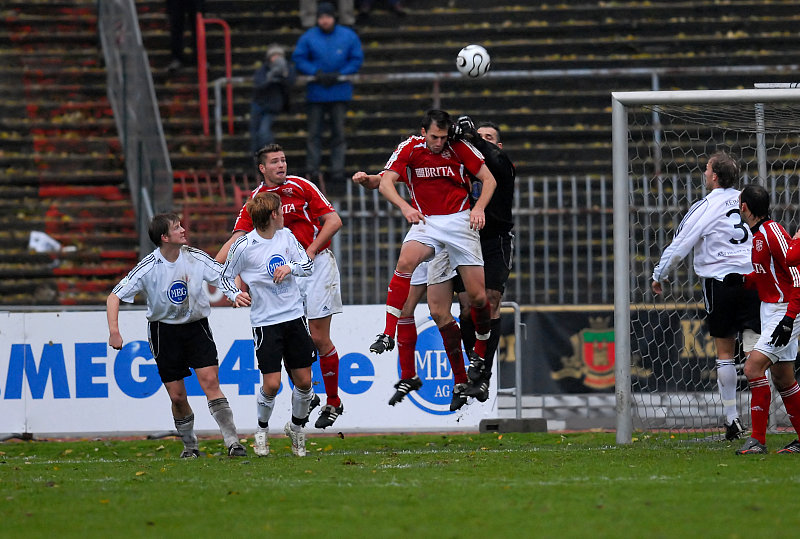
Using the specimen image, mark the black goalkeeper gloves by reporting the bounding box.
[723,273,744,287]
[770,315,795,347]
[449,115,478,141]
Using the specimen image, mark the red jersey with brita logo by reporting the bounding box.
[384,135,485,216]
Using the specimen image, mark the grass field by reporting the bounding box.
[1,431,798,538]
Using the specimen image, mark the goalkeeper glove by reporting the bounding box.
[314,71,340,87]
[770,315,795,347]
[723,273,744,288]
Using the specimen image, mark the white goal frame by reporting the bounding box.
[612,88,800,444]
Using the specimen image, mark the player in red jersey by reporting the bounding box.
[361,109,497,408]
[216,144,345,429]
[724,184,800,454]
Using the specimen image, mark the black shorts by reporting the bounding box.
[148,318,219,384]
[703,277,761,338]
[253,317,317,374]
[453,231,514,294]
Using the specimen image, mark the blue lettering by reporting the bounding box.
[114,341,161,398]
[218,339,260,395]
[75,343,108,398]
[338,353,374,394]
[4,343,70,399]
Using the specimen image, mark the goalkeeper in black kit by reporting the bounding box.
[450,117,516,401]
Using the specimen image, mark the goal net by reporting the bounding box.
[611,88,800,443]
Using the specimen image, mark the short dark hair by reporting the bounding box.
[740,183,770,219]
[247,192,282,230]
[254,143,284,169]
[477,121,501,143]
[709,151,739,188]
[422,109,451,131]
[148,213,180,247]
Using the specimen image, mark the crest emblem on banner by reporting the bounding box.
[553,317,616,389]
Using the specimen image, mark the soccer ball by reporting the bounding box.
[456,44,491,78]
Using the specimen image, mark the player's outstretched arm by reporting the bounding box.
[106,293,123,350]
[215,230,246,263]
[352,171,381,190]
[378,170,424,224]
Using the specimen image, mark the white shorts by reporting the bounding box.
[410,250,457,286]
[753,302,800,363]
[403,210,483,268]
[298,249,343,320]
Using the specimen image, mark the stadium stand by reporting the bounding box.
[3,0,800,304]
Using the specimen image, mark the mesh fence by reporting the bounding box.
[626,99,800,438]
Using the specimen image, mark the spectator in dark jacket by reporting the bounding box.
[250,44,295,155]
[292,2,363,192]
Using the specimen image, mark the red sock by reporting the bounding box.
[779,382,800,438]
[319,347,341,408]
[396,317,418,380]
[439,321,467,384]
[748,376,771,445]
[384,270,412,337]
[471,302,491,359]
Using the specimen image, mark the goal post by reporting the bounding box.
[612,88,800,444]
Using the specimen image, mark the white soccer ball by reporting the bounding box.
[456,44,491,78]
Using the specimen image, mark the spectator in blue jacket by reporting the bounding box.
[292,1,363,192]
[250,44,295,155]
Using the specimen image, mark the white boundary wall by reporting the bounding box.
[0,305,496,437]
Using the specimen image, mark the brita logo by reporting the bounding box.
[403,317,468,415]
[267,254,287,276]
[167,280,188,304]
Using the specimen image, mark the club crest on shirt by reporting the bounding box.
[267,254,287,276]
[755,238,764,252]
[282,188,293,196]
[167,280,188,304]
[441,150,451,159]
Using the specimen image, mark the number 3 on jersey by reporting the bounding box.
[727,208,749,245]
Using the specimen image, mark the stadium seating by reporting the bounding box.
[3,0,800,304]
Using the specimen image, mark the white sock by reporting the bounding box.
[257,387,276,427]
[208,397,239,448]
[292,385,313,424]
[174,413,198,450]
[716,359,739,423]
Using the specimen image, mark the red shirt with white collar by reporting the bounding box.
[232,175,335,250]
[744,218,800,317]
[384,135,485,216]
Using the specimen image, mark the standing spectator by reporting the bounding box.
[449,118,516,403]
[300,0,355,28]
[651,151,759,441]
[363,109,497,409]
[724,184,800,454]
[165,0,204,73]
[220,192,316,458]
[250,44,294,155]
[216,144,346,429]
[292,1,363,193]
[106,213,247,458]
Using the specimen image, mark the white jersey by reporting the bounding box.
[652,187,753,282]
[112,246,237,324]
[220,228,313,327]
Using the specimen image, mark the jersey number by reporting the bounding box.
[727,208,749,245]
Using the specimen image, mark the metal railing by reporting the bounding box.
[206,64,800,156]
[333,174,614,306]
[98,0,172,256]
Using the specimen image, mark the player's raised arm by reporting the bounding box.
[378,169,425,224]
[352,171,381,190]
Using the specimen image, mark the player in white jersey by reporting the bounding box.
[106,213,247,458]
[220,192,316,457]
[651,151,760,441]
